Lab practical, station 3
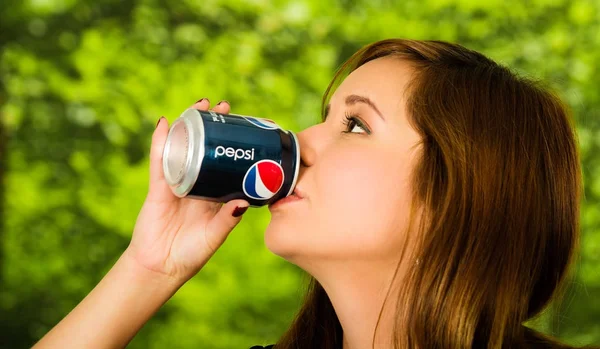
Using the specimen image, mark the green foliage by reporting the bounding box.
[0,0,598,348]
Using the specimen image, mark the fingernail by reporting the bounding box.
[217,100,229,106]
[195,98,209,104]
[232,206,248,217]
[156,116,165,128]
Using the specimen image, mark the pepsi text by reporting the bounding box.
[215,145,255,161]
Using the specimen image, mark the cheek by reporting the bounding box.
[265,145,417,262]
[321,153,385,206]
[313,149,410,256]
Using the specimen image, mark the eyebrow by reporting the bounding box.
[322,94,385,122]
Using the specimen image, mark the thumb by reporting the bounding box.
[148,116,176,202]
[205,199,250,251]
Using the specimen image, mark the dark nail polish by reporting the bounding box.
[195,98,209,104]
[156,116,165,128]
[232,206,248,217]
[217,100,229,106]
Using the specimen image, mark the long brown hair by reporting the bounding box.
[274,39,592,348]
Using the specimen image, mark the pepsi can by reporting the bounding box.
[162,108,300,207]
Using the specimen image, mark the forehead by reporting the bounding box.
[330,57,414,116]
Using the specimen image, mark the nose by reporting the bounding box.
[296,124,320,168]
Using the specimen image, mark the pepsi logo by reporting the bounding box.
[215,145,255,161]
[243,160,285,200]
[242,116,281,130]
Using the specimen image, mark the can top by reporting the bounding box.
[162,109,205,197]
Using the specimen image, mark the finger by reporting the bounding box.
[192,98,211,111]
[204,199,250,252]
[211,100,231,115]
[148,116,177,202]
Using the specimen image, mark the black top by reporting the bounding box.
[249,346,274,349]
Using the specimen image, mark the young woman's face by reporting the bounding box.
[266,57,422,267]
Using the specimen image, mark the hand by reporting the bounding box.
[126,99,249,284]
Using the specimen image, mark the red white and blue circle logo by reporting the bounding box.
[243,160,285,200]
[242,116,281,130]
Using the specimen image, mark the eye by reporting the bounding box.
[342,113,370,134]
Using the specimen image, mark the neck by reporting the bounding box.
[313,258,405,349]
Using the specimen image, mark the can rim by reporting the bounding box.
[285,130,301,198]
[163,108,204,197]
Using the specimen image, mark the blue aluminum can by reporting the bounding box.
[162,108,300,207]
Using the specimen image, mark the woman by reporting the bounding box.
[33,39,594,348]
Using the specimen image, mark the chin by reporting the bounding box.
[264,219,310,261]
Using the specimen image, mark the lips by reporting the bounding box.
[268,186,305,209]
[292,187,305,199]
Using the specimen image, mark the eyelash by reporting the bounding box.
[342,113,370,134]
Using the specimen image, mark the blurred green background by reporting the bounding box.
[0,0,599,348]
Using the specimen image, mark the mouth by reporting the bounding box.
[268,187,305,210]
[291,187,305,199]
